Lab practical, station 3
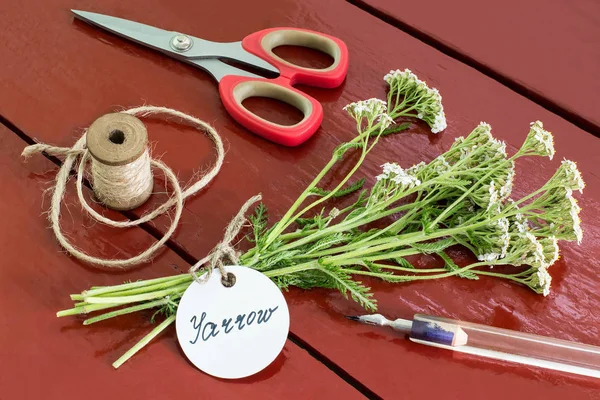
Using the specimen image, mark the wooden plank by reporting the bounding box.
[1,1,600,398]
[0,126,365,400]
[353,0,600,133]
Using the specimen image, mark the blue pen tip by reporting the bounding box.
[345,316,360,321]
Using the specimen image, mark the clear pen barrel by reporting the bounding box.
[408,314,600,378]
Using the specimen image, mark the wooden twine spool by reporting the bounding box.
[86,113,154,211]
[22,106,227,268]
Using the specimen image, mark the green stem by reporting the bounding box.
[112,315,176,369]
[474,267,533,280]
[263,123,383,248]
[510,186,549,209]
[366,263,447,273]
[428,156,516,228]
[271,197,429,257]
[262,261,320,277]
[85,275,186,297]
[472,270,524,282]
[83,297,178,325]
[362,248,423,262]
[312,246,421,263]
[263,157,341,247]
[343,269,407,280]
[323,231,425,262]
[278,229,318,241]
[84,283,190,305]
[95,275,192,298]
[270,133,375,243]
[57,302,121,317]
[390,261,490,281]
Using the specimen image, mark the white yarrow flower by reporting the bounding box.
[406,161,426,177]
[565,189,583,244]
[391,173,421,187]
[539,236,560,266]
[431,111,447,134]
[561,159,585,193]
[491,138,508,158]
[478,253,500,262]
[486,181,499,211]
[525,232,546,269]
[329,207,341,219]
[500,165,515,200]
[470,122,493,145]
[523,121,555,159]
[479,122,492,131]
[382,162,404,176]
[515,213,524,221]
[384,68,447,134]
[343,98,388,125]
[378,162,421,188]
[378,113,395,132]
[536,267,552,296]
[513,219,529,233]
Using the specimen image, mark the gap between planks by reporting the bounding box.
[0,114,379,400]
[347,0,600,138]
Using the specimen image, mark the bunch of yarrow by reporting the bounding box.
[57,68,584,367]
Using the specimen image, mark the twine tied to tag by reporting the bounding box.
[189,194,262,287]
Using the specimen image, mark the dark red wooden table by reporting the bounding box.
[1,1,599,399]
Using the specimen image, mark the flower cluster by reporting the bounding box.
[376,162,422,189]
[505,232,546,269]
[548,159,585,193]
[526,267,553,296]
[469,217,511,262]
[363,117,583,297]
[498,164,515,201]
[526,186,583,244]
[436,122,582,295]
[519,121,555,159]
[343,98,393,131]
[384,69,447,133]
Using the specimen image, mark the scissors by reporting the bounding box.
[71,10,349,146]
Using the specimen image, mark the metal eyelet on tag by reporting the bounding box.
[220,272,236,288]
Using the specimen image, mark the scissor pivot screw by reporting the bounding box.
[170,34,193,52]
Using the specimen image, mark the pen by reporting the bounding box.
[347,313,600,379]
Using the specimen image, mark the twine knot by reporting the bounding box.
[189,194,262,287]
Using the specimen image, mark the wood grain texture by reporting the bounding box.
[0,127,365,400]
[354,0,600,133]
[1,0,600,398]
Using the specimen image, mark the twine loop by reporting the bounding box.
[21,106,224,269]
[189,194,262,286]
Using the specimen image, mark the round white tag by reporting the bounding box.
[176,265,290,379]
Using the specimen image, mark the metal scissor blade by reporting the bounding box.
[209,42,279,75]
[72,10,179,57]
[71,10,279,75]
[191,59,263,82]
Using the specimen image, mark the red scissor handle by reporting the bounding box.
[219,75,324,147]
[242,27,349,87]
[218,27,348,146]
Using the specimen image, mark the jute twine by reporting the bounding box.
[22,105,260,278]
[189,194,262,286]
